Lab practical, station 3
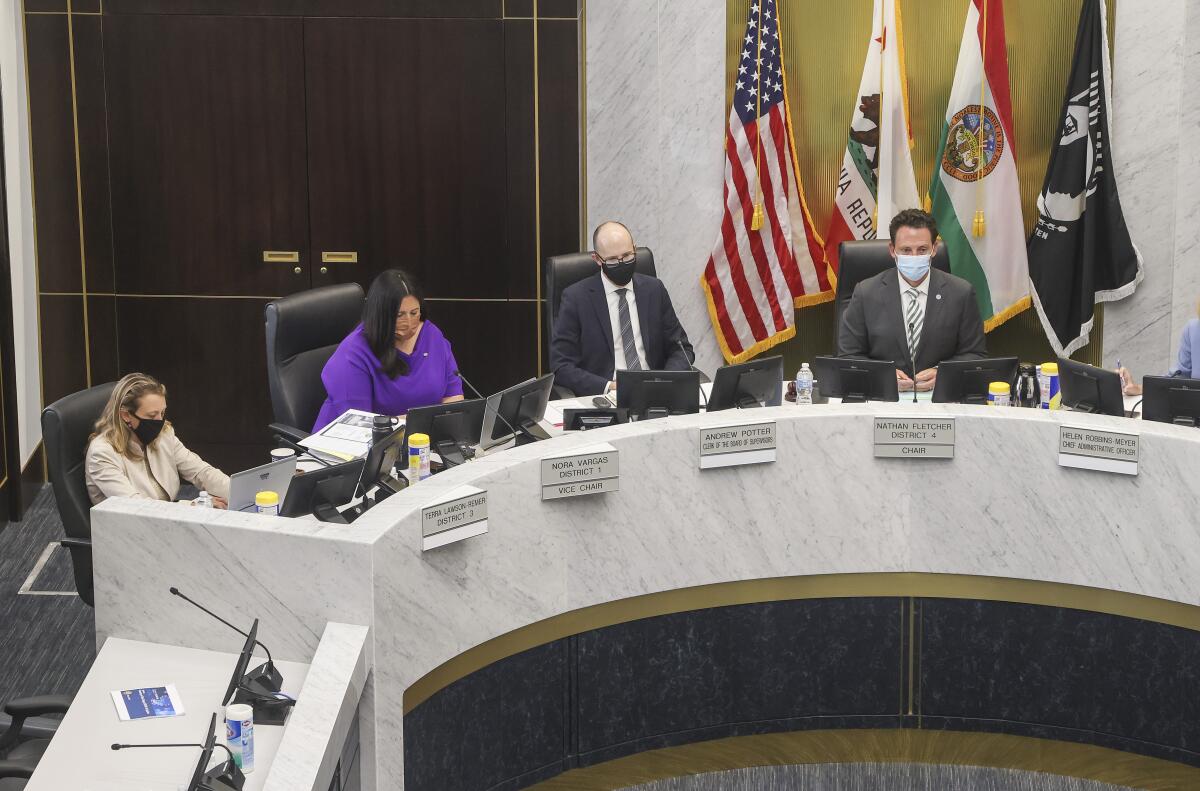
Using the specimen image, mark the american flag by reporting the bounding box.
[702,0,829,364]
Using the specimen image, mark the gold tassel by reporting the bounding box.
[972,210,986,237]
[750,201,765,231]
[923,194,932,213]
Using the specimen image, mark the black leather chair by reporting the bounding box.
[543,248,657,397]
[833,240,951,354]
[0,694,72,788]
[264,283,365,440]
[41,382,116,609]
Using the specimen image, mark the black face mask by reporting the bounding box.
[601,258,636,287]
[131,418,165,446]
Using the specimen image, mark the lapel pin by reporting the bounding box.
[936,294,942,300]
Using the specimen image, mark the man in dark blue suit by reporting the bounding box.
[550,221,695,396]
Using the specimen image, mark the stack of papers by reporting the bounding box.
[300,409,388,461]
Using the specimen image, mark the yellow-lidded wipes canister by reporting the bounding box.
[408,432,432,481]
[987,381,1011,407]
[254,490,280,516]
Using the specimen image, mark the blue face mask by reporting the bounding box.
[896,254,931,282]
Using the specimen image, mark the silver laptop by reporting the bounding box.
[230,456,298,512]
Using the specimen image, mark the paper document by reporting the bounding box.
[299,409,385,460]
[111,684,184,721]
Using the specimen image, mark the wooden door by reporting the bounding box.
[302,17,508,296]
[105,14,311,296]
[104,15,310,470]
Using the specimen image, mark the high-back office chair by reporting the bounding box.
[41,382,116,609]
[833,240,951,355]
[543,248,656,397]
[264,283,364,440]
[0,694,73,788]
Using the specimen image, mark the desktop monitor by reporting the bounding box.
[354,424,407,499]
[616,370,701,420]
[481,373,555,449]
[1141,375,1200,426]
[280,458,366,519]
[811,357,899,403]
[404,398,488,466]
[1057,358,1126,416]
[221,619,259,708]
[932,357,1019,404]
[185,712,243,791]
[707,356,784,412]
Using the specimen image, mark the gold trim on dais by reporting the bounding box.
[527,729,1200,790]
[404,572,1200,713]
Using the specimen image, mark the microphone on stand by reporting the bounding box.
[111,742,236,763]
[169,587,281,691]
[453,369,523,442]
[677,337,708,410]
[272,434,331,467]
[907,322,920,404]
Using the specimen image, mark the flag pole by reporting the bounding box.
[750,1,766,230]
[973,0,988,237]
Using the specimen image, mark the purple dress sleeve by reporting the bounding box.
[443,339,465,399]
[314,338,375,431]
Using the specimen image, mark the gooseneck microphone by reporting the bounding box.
[169,587,275,672]
[111,742,236,763]
[454,369,522,441]
[272,434,331,467]
[676,337,708,410]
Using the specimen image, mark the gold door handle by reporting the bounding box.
[319,266,328,275]
[293,266,303,275]
[321,251,358,264]
[263,250,300,263]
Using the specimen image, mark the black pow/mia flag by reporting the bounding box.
[1028,0,1142,357]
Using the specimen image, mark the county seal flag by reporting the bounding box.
[701,0,828,364]
[929,0,1030,331]
[1028,0,1142,357]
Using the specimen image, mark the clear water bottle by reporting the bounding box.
[195,490,213,508]
[795,363,814,405]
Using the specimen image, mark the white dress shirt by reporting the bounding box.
[601,271,647,373]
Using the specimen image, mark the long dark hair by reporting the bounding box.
[363,269,423,379]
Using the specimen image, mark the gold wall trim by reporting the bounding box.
[40,292,547,303]
[21,2,48,415]
[403,572,1200,713]
[527,729,1200,791]
[65,0,91,387]
[532,0,543,376]
[578,0,587,250]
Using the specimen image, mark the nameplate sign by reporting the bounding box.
[1058,425,1139,476]
[541,443,619,501]
[421,485,488,551]
[873,417,956,459]
[699,421,777,469]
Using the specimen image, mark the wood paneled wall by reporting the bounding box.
[24,0,582,472]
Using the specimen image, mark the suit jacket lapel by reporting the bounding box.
[882,269,912,369]
[916,269,944,369]
[585,273,614,372]
[587,276,615,361]
[633,275,656,365]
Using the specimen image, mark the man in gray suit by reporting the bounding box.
[839,208,986,392]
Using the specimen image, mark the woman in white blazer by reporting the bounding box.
[85,372,230,507]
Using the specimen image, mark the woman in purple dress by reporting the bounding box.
[313,270,464,431]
